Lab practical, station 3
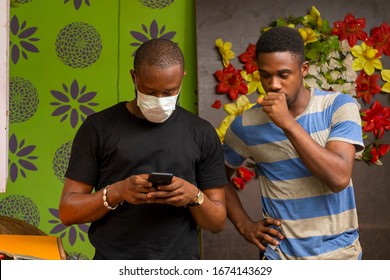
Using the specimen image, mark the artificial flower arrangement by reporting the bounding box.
[212,6,390,189]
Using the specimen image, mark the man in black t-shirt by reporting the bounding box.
[59,38,227,259]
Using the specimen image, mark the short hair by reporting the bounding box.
[256,26,305,64]
[133,38,185,72]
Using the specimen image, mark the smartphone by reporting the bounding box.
[148,172,173,187]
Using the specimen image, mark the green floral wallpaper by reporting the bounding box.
[1,0,196,259]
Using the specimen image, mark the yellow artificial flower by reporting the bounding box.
[263,24,295,33]
[381,69,390,93]
[303,6,323,28]
[215,38,235,68]
[351,42,383,75]
[216,115,236,143]
[215,96,255,142]
[298,27,319,45]
[224,95,255,116]
[241,70,266,95]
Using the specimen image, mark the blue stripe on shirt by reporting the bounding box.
[257,158,312,181]
[262,186,356,220]
[329,120,362,142]
[230,118,287,145]
[223,142,246,167]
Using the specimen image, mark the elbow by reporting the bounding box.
[58,206,74,227]
[59,214,73,227]
[206,212,227,233]
[199,211,226,233]
[208,221,226,234]
[328,176,351,193]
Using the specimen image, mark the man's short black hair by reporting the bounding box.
[256,26,305,64]
[134,38,185,72]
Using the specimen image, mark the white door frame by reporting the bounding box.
[0,0,10,193]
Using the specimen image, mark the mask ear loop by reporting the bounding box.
[134,76,140,97]
[175,84,182,106]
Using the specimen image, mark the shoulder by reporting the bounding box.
[312,88,359,111]
[313,88,356,103]
[89,102,127,119]
[76,102,128,134]
[85,102,127,123]
[176,106,214,128]
[230,104,266,129]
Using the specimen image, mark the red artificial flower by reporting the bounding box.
[214,63,248,100]
[238,44,258,74]
[361,101,390,139]
[232,177,246,190]
[211,99,222,109]
[370,144,390,164]
[355,71,382,104]
[237,166,255,182]
[332,13,369,47]
[368,22,390,57]
[377,144,390,157]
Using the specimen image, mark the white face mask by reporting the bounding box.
[136,88,180,123]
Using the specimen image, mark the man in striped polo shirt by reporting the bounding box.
[223,26,364,260]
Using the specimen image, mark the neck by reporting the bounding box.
[126,99,145,119]
[289,87,310,118]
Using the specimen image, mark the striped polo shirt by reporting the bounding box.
[223,88,364,259]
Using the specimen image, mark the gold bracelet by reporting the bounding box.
[102,185,119,210]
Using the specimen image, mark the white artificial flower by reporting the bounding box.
[330,70,342,81]
[321,62,330,72]
[305,77,320,89]
[343,54,354,71]
[308,64,320,76]
[342,68,358,82]
[340,39,351,56]
[329,50,341,59]
[331,84,343,93]
[329,58,341,70]
[318,75,327,85]
[342,82,357,97]
[321,81,331,90]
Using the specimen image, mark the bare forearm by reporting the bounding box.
[190,187,226,233]
[225,183,253,234]
[59,179,125,225]
[190,198,226,233]
[282,121,354,192]
[59,190,109,225]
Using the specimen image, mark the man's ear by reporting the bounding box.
[130,69,136,82]
[301,61,310,78]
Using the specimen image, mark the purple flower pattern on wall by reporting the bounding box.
[50,79,98,128]
[9,76,39,123]
[130,19,176,56]
[138,0,175,9]
[48,208,89,246]
[0,195,40,227]
[52,141,72,183]
[10,0,32,8]
[55,22,102,68]
[8,133,38,183]
[9,15,39,64]
[64,0,91,10]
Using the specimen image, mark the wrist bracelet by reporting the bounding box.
[103,185,120,210]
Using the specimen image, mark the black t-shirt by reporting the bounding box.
[65,102,227,259]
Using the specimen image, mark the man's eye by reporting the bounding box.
[280,74,289,79]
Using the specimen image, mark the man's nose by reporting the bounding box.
[268,77,282,91]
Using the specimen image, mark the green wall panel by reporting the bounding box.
[1,0,196,260]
